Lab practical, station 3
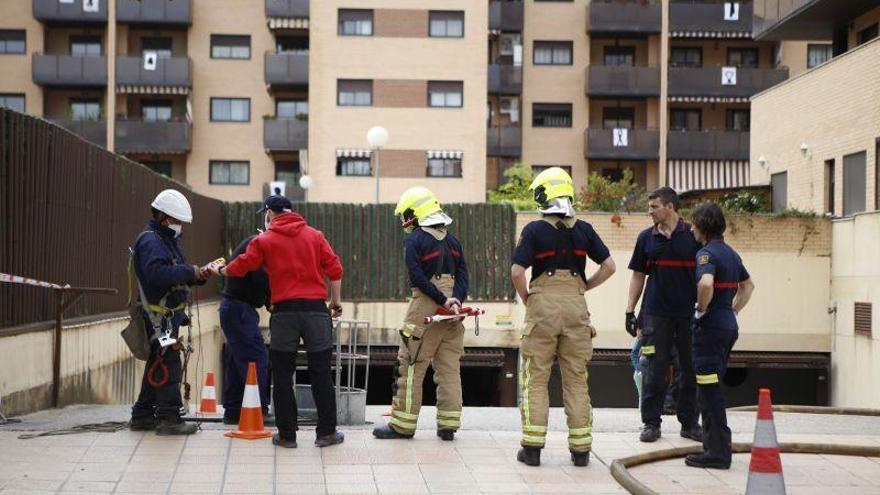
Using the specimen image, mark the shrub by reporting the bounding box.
[580,169,647,213]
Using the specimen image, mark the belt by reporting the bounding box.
[273,299,328,314]
[222,295,261,308]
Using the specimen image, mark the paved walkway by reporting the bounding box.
[1,406,879,494]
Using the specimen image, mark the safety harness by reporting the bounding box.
[538,217,587,284]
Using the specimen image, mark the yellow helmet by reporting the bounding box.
[394,186,443,224]
[529,167,574,205]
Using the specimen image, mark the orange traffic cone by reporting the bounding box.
[198,372,217,414]
[746,388,786,494]
[225,362,271,440]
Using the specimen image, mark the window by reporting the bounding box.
[337,80,372,106]
[771,172,787,213]
[143,161,172,178]
[602,168,627,182]
[603,107,635,129]
[670,46,702,68]
[0,94,25,112]
[276,36,309,54]
[141,100,172,122]
[211,35,250,59]
[142,37,172,59]
[70,36,101,56]
[276,100,308,119]
[0,30,25,54]
[338,9,373,36]
[858,23,878,46]
[533,41,572,65]
[843,151,866,216]
[670,109,701,131]
[727,48,759,68]
[533,165,572,176]
[532,103,572,128]
[336,157,372,176]
[726,109,750,131]
[428,81,463,108]
[429,11,464,38]
[210,160,250,185]
[824,159,835,215]
[807,44,832,68]
[211,98,250,122]
[603,46,635,66]
[427,158,462,177]
[69,99,100,121]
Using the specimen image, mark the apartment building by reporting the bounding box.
[0,0,814,202]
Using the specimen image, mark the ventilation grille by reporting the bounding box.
[854,302,873,337]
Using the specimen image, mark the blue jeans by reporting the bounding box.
[219,299,270,419]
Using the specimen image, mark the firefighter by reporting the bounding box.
[511,167,616,467]
[373,187,469,441]
[686,202,754,469]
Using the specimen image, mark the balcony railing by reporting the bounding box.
[586,65,660,97]
[265,52,309,87]
[489,1,524,32]
[584,128,660,160]
[668,66,788,98]
[264,118,309,151]
[669,0,754,34]
[265,0,309,18]
[33,0,107,23]
[116,0,192,25]
[116,56,191,87]
[32,54,107,87]
[487,126,522,157]
[667,130,750,160]
[587,1,661,34]
[488,65,523,95]
[50,119,107,148]
[115,120,191,154]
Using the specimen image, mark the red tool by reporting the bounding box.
[424,307,486,335]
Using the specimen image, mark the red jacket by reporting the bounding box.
[225,212,343,303]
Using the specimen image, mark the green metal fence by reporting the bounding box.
[224,203,517,301]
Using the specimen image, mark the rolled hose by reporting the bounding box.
[728,404,880,416]
[611,442,880,495]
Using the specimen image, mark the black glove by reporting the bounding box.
[625,312,637,337]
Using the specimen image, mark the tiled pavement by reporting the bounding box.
[1,406,879,494]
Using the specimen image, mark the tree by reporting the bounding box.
[487,162,536,211]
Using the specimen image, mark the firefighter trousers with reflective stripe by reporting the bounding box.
[390,276,465,435]
[693,321,737,463]
[519,273,596,453]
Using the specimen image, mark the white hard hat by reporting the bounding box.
[151,189,193,223]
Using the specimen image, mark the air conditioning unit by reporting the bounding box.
[500,97,518,114]
[499,34,522,56]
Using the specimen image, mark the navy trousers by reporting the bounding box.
[693,321,737,463]
[219,299,270,419]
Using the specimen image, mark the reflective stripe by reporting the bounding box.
[520,357,532,428]
[696,373,719,385]
[534,250,556,260]
[647,260,697,268]
[390,417,417,431]
[437,410,462,418]
[148,302,185,315]
[393,410,419,420]
[569,436,592,446]
[437,419,460,428]
[714,282,738,289]
[521,434,546,445]
[405,365,414,413]
[569,427,592,436]
[242,384,261,408]
[523,425,547,434]
[641,345,655,355]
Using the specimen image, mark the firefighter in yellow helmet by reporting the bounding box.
[373,187,470,441]
[511,167,616,466]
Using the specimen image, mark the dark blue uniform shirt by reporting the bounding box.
[223,236,271,308]
[696,238,750,331]
[628,219,702,318]
[512,218,611,282]
[405,227,469,305]
[132,219,196,307]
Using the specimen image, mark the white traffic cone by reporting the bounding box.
[746,388,786,495]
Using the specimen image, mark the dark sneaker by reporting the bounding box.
[372,424,414,440]
[272,433,297,449]
[570,451,590,467]
[639,425,661,443]
[262,414,276,427]
[516,446,541,466]
[685,453,730,470]
[155,419,198,436]
[315,431,345,448]
[129,417,157,431]
[437,429,455,441]
[680,424,703,442]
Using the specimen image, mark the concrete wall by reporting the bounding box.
[0,300,224,417]
[830,211,880,408]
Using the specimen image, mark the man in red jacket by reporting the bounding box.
[215,195,345,449]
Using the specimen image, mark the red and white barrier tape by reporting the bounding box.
[0,272,70,290]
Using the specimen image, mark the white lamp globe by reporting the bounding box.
[367,126,389,148]
[299,175,312,190]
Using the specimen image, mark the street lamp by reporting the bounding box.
[367,126,389,203]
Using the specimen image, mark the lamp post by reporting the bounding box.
[367,126,389,203]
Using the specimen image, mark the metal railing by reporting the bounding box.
[668,66,789,98]
[116,0,192,25]
[33,0,107,23]
[488,64,523,95]
[669,0,754,33]
[115,119,191,153]
[32,54,107,87]
[489,1,524,32]
[265,52,310,87]
[116,56,192,87]
[586,0,661,34]
[667,129,750,160]
[487,126,522,157]
[264,118,309,151]
[586,65,661,97]
[584,128,660,160]
[265,0,310,18]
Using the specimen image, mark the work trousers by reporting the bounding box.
[132,312,185,421]
[639,314,698,429]
[693,321,737,463]
[219,298,270,420]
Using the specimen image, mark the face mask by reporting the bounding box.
[168,224,182,238]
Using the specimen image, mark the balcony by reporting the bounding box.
[667,130,750,160]
[584,128,659,160]
[116,0,192,25]
[586,65,660,97]
[115,120,191,154]
[32,54,107,87]
[488,65,522,95]
[587,0,661,34]
[264,118,309,151]
[489,1,524,32]
[33,0,107,23]
[668,66,788,98]
[116,56,191,87]
[487,126,522,158]
[669,0,753,35]
[753,0,878,40]
[265,52,309,88]
[50,119,107,148]
[265,0,309,18]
